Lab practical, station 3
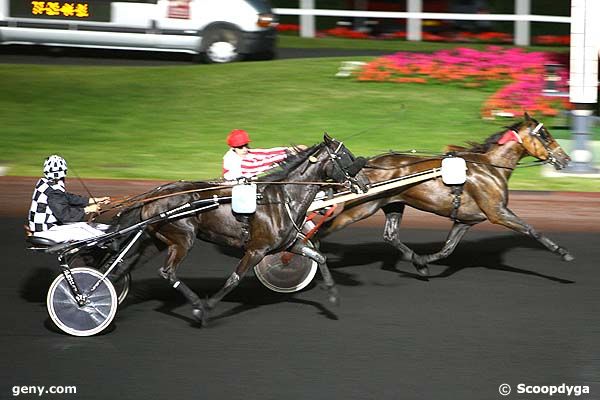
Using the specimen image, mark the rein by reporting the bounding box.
[366,145,552,171]
[98,180,347,215]
[365,155,518,171]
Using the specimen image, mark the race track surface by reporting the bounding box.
[2,216,599,399]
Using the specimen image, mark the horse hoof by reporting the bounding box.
[562,253,575,262]
[192,307,209,327]
[412,263,429,277]
[411,255,430,276]
[329,294,340,307]
[328,287,340,306]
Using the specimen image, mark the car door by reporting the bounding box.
[154,0,201,51]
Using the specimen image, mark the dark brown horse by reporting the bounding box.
[319,114,573,276]
[115,134,368,325]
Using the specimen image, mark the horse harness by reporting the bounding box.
[238,141,361,244]
[449,184,464,221]
[526,123,561,166]
[439,122,554,222]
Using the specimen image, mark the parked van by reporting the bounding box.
[0,0,277,62]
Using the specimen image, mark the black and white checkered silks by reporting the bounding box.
[28,178,65,232]
[43,155,67,180]
[28,155,68,232]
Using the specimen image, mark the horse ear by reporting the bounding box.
[524,112,531,121]
[323,132,333,144]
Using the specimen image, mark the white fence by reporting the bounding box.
[272,7,572,46]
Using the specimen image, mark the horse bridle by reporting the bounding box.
[523,122,561,166]
[325,140,365,191]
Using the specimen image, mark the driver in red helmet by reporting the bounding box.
[223,129,294,181]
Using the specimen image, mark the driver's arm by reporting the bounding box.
[47,190,87,223]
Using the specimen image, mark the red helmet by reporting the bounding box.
[227,129,251,147]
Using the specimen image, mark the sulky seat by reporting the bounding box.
[26,235,60,248]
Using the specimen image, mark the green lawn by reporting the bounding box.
[0,54,598,191]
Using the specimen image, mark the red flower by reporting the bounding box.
[276,24,299,32]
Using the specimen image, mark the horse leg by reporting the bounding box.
[381,203,430,276]
[290,242,339,305]
[156,232,208,325]
[205,249,266,311]
[486,207,574,261]
[411,222,472,269]
[319,201,381,238]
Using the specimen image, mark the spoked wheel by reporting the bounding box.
[254,241,318,293]
[47,267,118,337]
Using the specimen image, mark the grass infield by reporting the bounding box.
[0,42,598,191]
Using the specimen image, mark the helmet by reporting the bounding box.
[227,129,251,148]
[43,155,68,180]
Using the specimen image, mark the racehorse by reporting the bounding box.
[113,134,368,325]
[319,113,573,276]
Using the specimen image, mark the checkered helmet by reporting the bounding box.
[43,155,68,180]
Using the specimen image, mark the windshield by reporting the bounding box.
[245,0,272,13]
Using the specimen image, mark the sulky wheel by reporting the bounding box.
[254,240,318,293]
[96,258,132,305]
[46,267,118,337]
[111,272,131,305]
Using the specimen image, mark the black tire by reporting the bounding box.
[246,49,276,61]
[202,28,242,64]
[110,272,131,305]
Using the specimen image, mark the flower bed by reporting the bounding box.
[355,47,570,118]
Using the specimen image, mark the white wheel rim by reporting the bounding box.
[47,267,118,337]
[207,41,237,63]
[114,273,131,305]
[254,257,318,293]
[254,222,320,293]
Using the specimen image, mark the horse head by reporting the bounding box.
[321,133,369,193]
[507,113,571,170]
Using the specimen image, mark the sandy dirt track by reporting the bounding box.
[3,176,599,232]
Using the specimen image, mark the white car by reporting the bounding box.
[0,0,277,63]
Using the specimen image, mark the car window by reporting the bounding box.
[245,0,272,13]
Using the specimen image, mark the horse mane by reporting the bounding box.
[257,144,322,182]
[455,121,523,153]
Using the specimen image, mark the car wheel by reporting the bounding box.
[202,28,241,63]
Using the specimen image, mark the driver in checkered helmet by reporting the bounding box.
[27,155,111,243]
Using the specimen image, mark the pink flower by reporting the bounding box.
[358,47,570,118]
